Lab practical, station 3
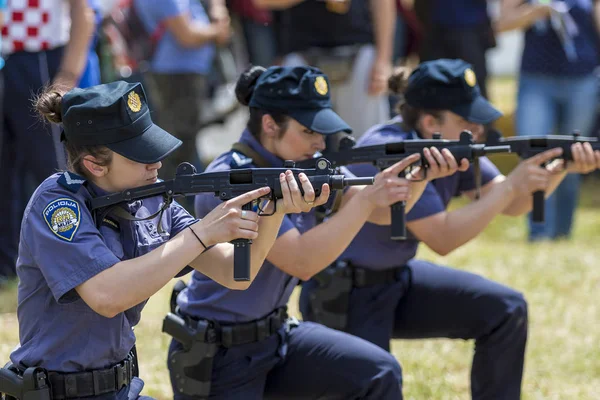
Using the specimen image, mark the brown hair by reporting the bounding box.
[235,65,290,139]
[34,86,113,178]
[388,67,445,132]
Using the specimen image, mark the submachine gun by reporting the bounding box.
[298,131,511,240]
[90,160,373,281]
[486,130,600,223]
[0,363,51,400]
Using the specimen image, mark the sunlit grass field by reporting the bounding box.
[1,78,599,399]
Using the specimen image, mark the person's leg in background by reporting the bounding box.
[146,73,205,211]
[389,14,407,118]
[515,72,558,240]
[240,17,276,67]
[332,45,390,138]
[0,49,63,280]
[552,73,599,239]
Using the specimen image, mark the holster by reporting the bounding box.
[301,45,360,85]
[0,362,52,400]
[308,262,353,331]
[163,312,217,399]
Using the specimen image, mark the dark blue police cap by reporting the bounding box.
[248,66,352,135]
[61,81,182,164]
[404,59,502,125]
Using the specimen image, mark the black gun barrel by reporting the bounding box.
[483,145,512,154]
[342,177,375,186]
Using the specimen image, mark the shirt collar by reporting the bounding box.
[239,129,285,167]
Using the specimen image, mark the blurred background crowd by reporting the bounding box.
[0,0,599,285]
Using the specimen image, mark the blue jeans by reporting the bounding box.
[516,72,599,240]
[240,18,276,67]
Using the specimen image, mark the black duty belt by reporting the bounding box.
[185,307,288,348]
[347,264,407,288]
[48,353,135,400]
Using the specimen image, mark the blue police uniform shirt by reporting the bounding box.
[182,130,317,323]
[521,0,598,76]
[134,0,215,75]
[10,172,196,372]
[339,117,500,270]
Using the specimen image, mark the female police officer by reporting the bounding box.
[7,80,317,400]
[166,65,466,399]
[300,58,600,400]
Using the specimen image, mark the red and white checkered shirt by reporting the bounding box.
[2,0,70,55]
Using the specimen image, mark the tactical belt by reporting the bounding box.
[185,307,288,348]
[48,352,135,400]
[345,263,407,288]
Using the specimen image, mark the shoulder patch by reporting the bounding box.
[230,152,254,169]
[43,198,81,241]
[57,171,87,193]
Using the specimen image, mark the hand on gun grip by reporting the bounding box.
[507,148,562,196]
[362,154,420,208]
[194,187,269,246]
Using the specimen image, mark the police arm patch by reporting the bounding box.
[43,198,81,241]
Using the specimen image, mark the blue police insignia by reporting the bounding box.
[43,198,81,241]
[230,152,253,169]
[57,171,86,193]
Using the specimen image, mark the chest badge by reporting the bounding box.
[43,198,81,241]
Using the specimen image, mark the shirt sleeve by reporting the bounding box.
[457,157,501,194]
[406,182,446,222]
[169,200,198,237]
[25,191,121,304]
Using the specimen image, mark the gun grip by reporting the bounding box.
[231,202,253,281]
[390,201,407,240]
[532,191,545,223]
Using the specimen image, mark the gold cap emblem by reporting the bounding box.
[315,76,328,96]
[127,91,142,112]
[464,68,477,88]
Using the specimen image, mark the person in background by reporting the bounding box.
[0,0,95,284]
[135,0,231,183]
[254,0,395,139]
[496,0,600,241]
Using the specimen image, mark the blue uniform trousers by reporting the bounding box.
[168,320,402,399]
[300,260,528,400]
[0,47,64,279]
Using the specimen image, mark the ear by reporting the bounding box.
[419,113,442,137]
[82,156,108,178]
[262,114,279,139]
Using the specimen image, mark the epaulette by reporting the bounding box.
[57,171,87,193]
[229,151,254,169]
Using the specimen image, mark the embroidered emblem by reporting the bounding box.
[315,76,328,96]
[43,198,81,242]
[57,171,86,193]
[230,152,253,168]
[127,91,142,112]
[464,68,477,88]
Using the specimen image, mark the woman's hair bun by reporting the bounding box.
[235,65,267,106]
[34,87,66,124]
[388,67,412,95]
